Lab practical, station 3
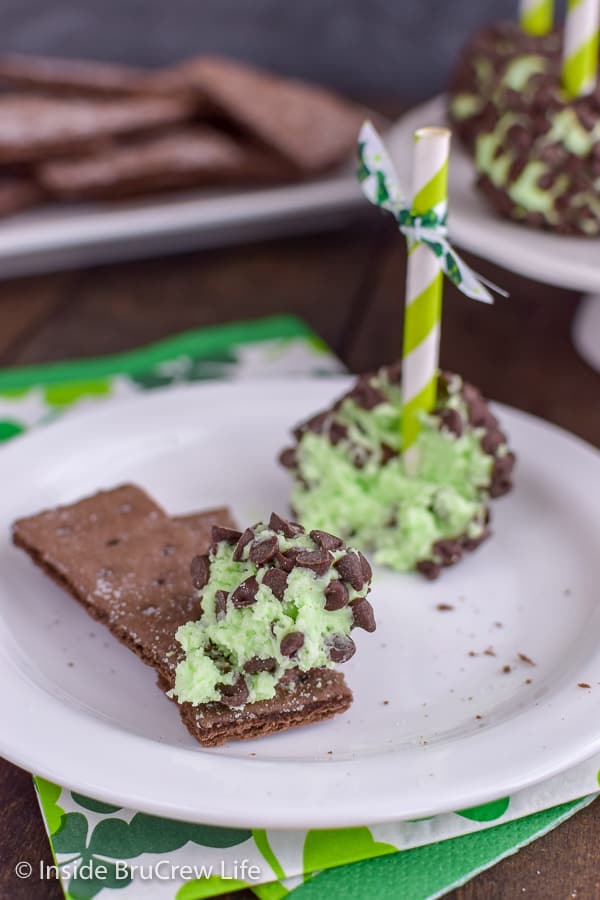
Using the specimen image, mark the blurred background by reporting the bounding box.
[4,0,514,100]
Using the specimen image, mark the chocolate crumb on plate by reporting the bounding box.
[518,653,536,666]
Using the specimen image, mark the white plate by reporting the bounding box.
[388,96,600,293]
[0,171,365,279]
[1,377,600,829]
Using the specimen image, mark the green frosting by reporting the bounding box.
[545,108,600,156]
[284,370,504,573]
[171,522,373,708]
[450,93,485,121]
[502,55,548,91]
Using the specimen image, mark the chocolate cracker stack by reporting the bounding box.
[0,52,370,215]
[12,485,351,746]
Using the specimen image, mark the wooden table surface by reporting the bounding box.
[1,215,599,899]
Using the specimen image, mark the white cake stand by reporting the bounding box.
[386,95,600,372]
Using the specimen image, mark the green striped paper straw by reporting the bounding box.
[519,0,554,35]
[402,127,451,459]
[562,0,600,98]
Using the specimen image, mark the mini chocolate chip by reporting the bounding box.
[350,447,369,469]
[380,442,398,464]
[219,675,249,707]
[231,576,259,607]
[190,554,210,589]
[512,124,534,150]
[577,107,597,130]
[481,429,504,455]
[358,551,372,583]
[554,192,571,211]
[280,631,305,657]
[211,525,242,545]
[386,361,403,383]
[269,512,304,537]
[508,157,527,182]
[249,535,279,564]
[537,172,555,190]
[525,211,545,228]
[289,520,306,533]
[436,407,463,437]
[244,656,277,674]
[296,549,333,576]
[433,539,463,567]
[294,411,328,440]
[348,376,386,410]
[232,527,254,561]
[310,529,344,551]
[324,579,349,611]
[214,589,228,620]
[262,567,288,600]
[416,560,442,580]
[279,447,297,469]
[276,548,302,572]
[106,537,120,547]
[437,370,454,397]
[350,597,376,632]
[329,634,356,663]
[462,383,497,430]
[335,552,365,590]
[490,452,516,498]
[329,421,349,445]
[461,529,490,553]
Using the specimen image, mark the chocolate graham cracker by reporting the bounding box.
[38,127,292,200]
[146,55,368,173]
[0,53,153,98]
[12,485,352,746]
[0,94,193,165]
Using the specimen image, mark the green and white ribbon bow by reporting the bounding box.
[357,121,505,305]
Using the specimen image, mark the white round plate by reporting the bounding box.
[1,378,600,829]
[386,95,600,293]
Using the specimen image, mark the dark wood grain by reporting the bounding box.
[0,216,599,900]
[450,795,600,900]
[0,271,77,364]
[2,224,381,367]
[1,760,63,900]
